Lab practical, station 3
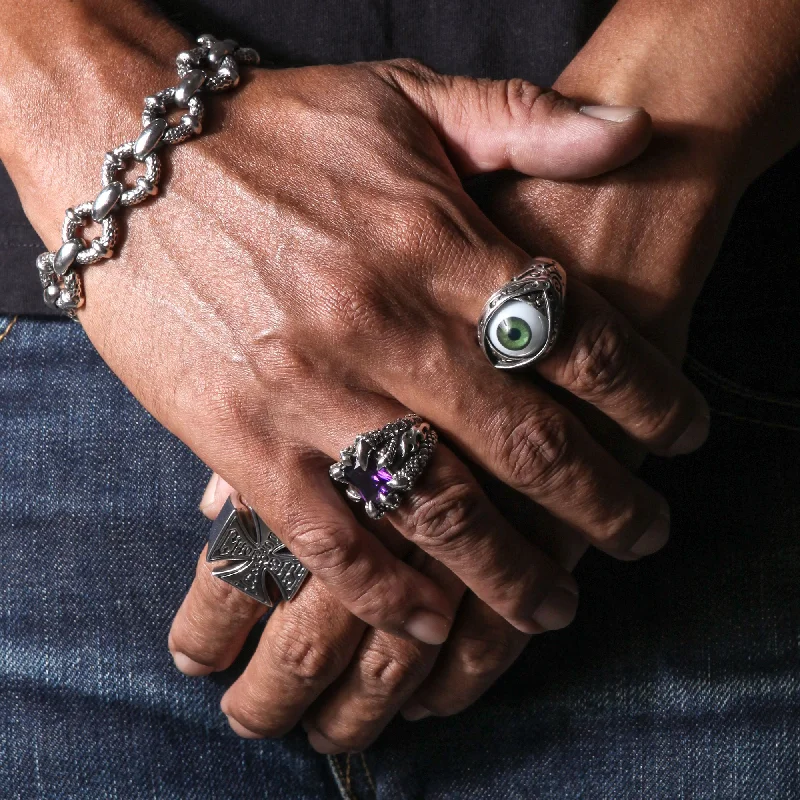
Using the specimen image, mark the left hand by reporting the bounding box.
[172,474,579,751]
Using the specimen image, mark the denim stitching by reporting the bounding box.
[359,753,378,798]
[0,315,18,344]
[326,754,359,800]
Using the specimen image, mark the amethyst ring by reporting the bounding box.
[329,415,438,520]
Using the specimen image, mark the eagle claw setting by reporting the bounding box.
[329,414,438,520]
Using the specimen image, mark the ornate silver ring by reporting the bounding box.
[329,414,438,519]
[477,257,566,370]
[207,495,309,606]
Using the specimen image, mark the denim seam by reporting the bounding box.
[327,754,359,800]
[359,753,378,798]
[0,315,18,344]
[685,355,800,408]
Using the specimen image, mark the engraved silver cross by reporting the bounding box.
[206,496,309,606]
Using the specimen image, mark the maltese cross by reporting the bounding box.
[206,497,309,606]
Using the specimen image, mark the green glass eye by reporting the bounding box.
[496,317,532,351]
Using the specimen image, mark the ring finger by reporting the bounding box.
[311,396,580,637]
[222,547,463,741]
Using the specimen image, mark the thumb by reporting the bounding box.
[378,59,652,180]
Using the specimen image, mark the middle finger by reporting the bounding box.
[301,549,465,754]
[387,310,672,559]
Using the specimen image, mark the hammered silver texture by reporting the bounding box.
[101,142,163,207]
[141,87,205,145]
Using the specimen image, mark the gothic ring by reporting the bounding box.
[207,495,309,606]
[329,414,438,520]
[477,257,566,370]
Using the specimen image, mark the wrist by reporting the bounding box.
[0,3,188,246]
[555,0,800,192]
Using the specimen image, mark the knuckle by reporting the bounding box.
[360,644,429,696]
[567,313,633,399]
[403,476,485,552]
[269,625,345,684]
[525,87,574,120]
[492,404,573,494]
[491,78,547,121]
[284,514,415,626]
[285,514,363,581]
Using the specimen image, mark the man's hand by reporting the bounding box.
[171,476,587,752]
[162,72,716,750]
[166,126,741,753]
[1,4,711,648]
[167,0,800,746]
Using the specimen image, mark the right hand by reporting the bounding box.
[6,49,709,644]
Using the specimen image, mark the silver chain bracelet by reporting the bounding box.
[35,34,260,317]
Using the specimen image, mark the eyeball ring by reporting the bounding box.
[477,258,566,370]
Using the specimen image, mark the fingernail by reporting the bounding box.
[307,727,343,754]
[401,702,433,721]
[172,651,214,676]
[404,610,452,645]
[225,715,264,739]
[630,510,671,557]
[666,412,711,456]
[532,585,579,631]
[579,105,643,122]
[199,473,220,514]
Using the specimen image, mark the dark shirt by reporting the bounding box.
[1,0,798,385]
[0,0,610,315]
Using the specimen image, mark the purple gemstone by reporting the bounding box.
[343,460,393,504]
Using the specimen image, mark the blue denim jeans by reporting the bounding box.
[1,309,799,800]
[2,234,800,800]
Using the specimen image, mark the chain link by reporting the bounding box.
[36,34,259,317]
